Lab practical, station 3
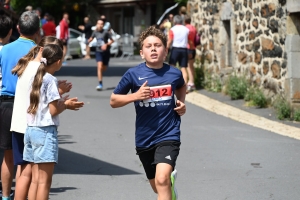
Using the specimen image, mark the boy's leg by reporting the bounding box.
[155,163,173,200]
[97,61,104,82]
[95,51,104,90]
[36,163,55,200]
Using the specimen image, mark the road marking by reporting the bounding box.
[186,92,300,140]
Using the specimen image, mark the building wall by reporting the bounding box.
[188,0,288,96]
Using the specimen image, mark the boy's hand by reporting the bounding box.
[174,100,186,116]
[65,97,84,110]
[58,80,72,95]
[101,44,108,51]
[136,81,151,100]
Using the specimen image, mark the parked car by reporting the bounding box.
[79,27,121,57]
[56,26,83,59]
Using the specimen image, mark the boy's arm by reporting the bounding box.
[110,81,150,108]
[110,93,138,108]
[174,84,187,116]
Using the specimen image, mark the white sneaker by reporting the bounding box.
[96,84,103,91]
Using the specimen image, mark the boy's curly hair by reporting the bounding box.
[138,26,167,49]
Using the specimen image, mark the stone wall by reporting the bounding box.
[188,0,288,96]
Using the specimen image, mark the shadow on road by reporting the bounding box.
[50,187,77,196]
[55,66,132,77]
[54,148,140,176]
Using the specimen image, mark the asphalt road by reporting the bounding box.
[47,57,300,200]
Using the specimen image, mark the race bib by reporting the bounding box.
[143,84,172,103]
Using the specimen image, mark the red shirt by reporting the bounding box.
[59,19,69,39]
[42,21,56,36]
[186,24,196,50]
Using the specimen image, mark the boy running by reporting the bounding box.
[88,19,114,91]
[110,26,186,200]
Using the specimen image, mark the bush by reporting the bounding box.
[244,87,256,102]
[273,97,291,120]
[244,87,268,108]
[226,75,248,100]
[252,89,268,108]
[194,66,204,89]
[293,109,300,121]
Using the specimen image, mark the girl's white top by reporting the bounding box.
[10,61,40,133]
[27,72,61,127]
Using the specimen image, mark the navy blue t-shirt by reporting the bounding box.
[113,62,185,148]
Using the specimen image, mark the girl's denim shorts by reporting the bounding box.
[23,126,59,164]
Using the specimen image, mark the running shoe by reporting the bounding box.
[187,84,196,92]
[0,189,14,198]
[96,84,103,91]
[171,169,178,200]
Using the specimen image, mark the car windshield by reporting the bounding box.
[69,30,81,39]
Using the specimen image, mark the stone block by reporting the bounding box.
[220,2,233,20]
[287,0,300,13]
[285,35,300,52]
[285,78,300,103]
[287,52,300,78]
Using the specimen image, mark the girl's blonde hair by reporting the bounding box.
[27,44,63,115]
[12,36,63,77]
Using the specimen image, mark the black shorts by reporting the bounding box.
[169,47,188,67]
[12,132,28,165]
[188,49,196,60]
[0,98,14,150]
[95,51,110,66]
[136,141,180,180]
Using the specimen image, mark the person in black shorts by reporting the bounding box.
[110,26,186,200]
[167,15,193,83]
[88,19,114,91]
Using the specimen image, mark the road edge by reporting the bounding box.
[186,92,300,140]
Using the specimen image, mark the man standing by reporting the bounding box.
[59,12,69,62]
[78,17,93,59]
[0,11,40,200]
[167,15,193,84]
[184,15,196,92]
[88,19,114,91]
